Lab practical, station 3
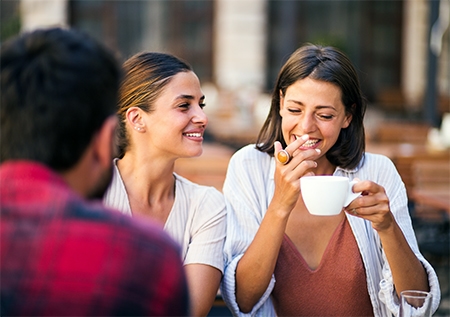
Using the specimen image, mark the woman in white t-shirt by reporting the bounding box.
[103,52,226,317]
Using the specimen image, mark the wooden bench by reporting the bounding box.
[373,122,431,144]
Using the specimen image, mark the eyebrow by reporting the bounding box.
[175,94,205,101]
[286,99,337,110]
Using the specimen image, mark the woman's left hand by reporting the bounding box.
[345,180,431,296]
[344,180,394,232]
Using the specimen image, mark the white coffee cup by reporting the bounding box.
[300,175,361,216]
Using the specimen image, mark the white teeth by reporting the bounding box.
[294,135,318,147]
[303,139,319,147]
[185,133,201,137]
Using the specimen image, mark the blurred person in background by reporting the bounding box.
[103,51,226,317]
[220,44,440,316]
[0,27,189,316]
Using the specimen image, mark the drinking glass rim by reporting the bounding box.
[400,290,432,299]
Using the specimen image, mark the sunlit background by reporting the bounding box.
[1,1,449,316]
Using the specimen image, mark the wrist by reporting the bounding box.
[372,213,396,234]
[267,201,293,220]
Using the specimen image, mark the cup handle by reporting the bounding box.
[344,179,362,207]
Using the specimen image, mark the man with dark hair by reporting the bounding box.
[0,27,189,316]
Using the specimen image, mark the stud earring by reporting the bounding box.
[134,126,141,131]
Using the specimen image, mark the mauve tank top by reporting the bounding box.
[272,217,374,317]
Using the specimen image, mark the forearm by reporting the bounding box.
[235,205,289,313]
[378,221,429,295]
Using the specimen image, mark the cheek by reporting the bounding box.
[280,116,297,133]
[313,121,338,140]
[325,124,342,136]
[280,109,295,125]
[322,126,343,147]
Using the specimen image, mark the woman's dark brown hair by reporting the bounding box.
[256,44,366,170]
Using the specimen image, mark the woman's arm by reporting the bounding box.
[234,201,291,312]
[233,139,320,312]
[344,154,440,315]
[377,218,429,294]
[183,186,227,316]
[185,264,222,317]
[345,180,429,295]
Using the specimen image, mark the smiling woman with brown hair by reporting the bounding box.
[103,52,226,317]
[220,44,440,317]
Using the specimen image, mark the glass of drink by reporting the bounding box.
[399,290,432,317]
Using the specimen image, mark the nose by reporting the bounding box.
[192,104,208,126]
[301,113,316,134]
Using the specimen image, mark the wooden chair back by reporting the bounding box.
[374,122,431,144]
[412,159,450,189]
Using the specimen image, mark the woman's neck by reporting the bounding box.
[314,157,336,176]
[116,152,176,221]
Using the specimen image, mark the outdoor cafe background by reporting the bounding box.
[1,1,449,316]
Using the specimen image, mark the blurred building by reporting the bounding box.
[2,0,449,128]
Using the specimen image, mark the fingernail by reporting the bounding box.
[315,149,321,154]
[301,134,309,140]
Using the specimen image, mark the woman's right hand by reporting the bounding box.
[235,135,321,313]
[272,135,320,216]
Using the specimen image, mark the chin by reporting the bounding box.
[184,146,203,157]
[194,149,203,157]
[193,149,204,157]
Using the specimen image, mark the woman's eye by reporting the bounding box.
[288,108,301,113]
[179,103,190,109]
[319,114,334,120]
[199,103,206,109]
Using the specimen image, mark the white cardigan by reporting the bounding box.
[220,145,441,317]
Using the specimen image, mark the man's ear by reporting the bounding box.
[92,115,118,168]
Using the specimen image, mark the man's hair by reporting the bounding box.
[1,27,122,171]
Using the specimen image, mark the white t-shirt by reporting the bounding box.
[103,159,227,273]
[220,144,440,317]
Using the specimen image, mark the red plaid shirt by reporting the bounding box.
[0,161,189,316]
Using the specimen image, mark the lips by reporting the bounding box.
[182,129,204,142]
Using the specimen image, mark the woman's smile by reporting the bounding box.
[182,129,204,142]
